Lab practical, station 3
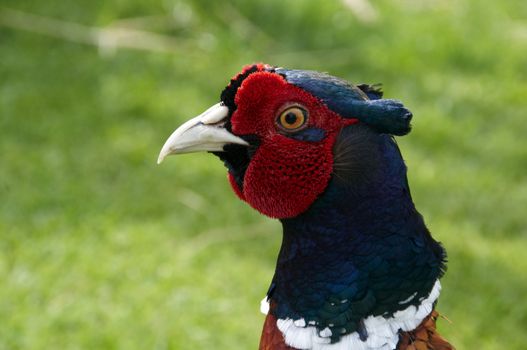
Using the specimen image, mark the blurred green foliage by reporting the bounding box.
[1,0,526,349]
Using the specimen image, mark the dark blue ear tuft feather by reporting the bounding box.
[356,83,383,100]
[335,98,413,136]
[275,68,413,136]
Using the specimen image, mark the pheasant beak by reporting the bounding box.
[157,103,248,164]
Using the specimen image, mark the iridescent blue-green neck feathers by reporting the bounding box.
[267,125,446,343]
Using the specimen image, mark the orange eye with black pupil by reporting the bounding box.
[277,106,307,131]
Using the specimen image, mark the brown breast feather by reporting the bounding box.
[397,310,455,350]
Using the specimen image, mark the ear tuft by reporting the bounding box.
[359,99,413,136]
[357,83,383,100]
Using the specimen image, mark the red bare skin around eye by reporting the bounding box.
[229,71,357,219]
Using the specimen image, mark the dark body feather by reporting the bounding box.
[266,125,446,343]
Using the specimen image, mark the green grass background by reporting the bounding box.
[1,0,526,349]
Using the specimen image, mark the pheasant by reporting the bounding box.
[158,64,454,350]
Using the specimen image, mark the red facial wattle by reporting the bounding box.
[228,71,357,218]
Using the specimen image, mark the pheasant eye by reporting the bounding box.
[277,106,308,131]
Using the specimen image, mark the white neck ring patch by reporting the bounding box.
[271,280,441,350]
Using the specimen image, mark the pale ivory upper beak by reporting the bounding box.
[157,103,249,164]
